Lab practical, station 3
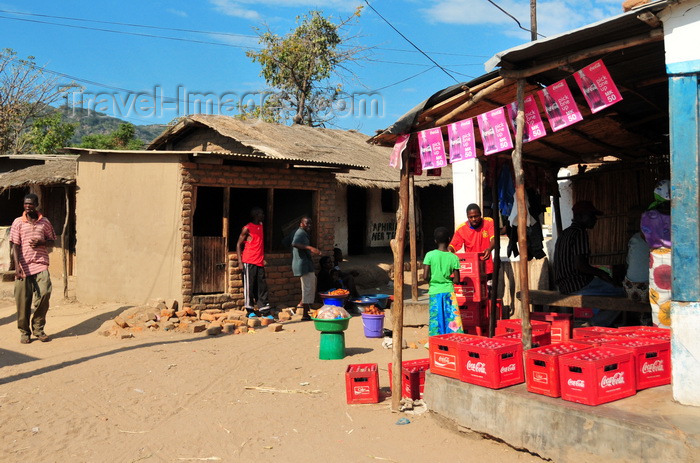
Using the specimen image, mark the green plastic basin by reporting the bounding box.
[311,317,351,332]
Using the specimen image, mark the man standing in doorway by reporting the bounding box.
[449,203,496,278]
[11,193,56,344]
[292,216,321,320]
[236,207,272,319]
[553,200,623,327]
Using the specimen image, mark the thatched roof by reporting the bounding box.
[149,114,450,189]
[0,159,76,192]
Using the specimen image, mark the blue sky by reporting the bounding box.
[0,0,622,136]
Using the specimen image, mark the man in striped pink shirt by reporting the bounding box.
[11,193,56,344]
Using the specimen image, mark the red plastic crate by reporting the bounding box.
[573,326,622,339]
[345,363,380,404]
[558,347,636,406]
[633,326,671,340]
[429,333,478,379]
[457,336,524,389]
[463,324,489,336]
[531,312,572,343]
[388,359,430,400]
[456,252,484,280]
[455,279,487,304]
[460,301,486,327]
[525,342,593,397]
[606,339,671,390]
[573,307,594,318]
[494,330,552,348]
[496,318,551,336]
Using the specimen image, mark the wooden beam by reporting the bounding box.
[409,174,418,300]
[512,79,532,349]
[499,29,664,79]
[430,79,509,127]
[489,157,501,337]
[419,77,504,122]
[391,143,410,411]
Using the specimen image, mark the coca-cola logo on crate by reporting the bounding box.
[600,372,626,388]
[533,371,549,383]
[500,363,517,374]
[466,360,486,374]
[434,353,456,370]
[641,360,664,374]
[353,386,370,395]
[567,378,585,388]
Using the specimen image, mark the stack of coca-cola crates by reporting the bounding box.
[455,252,490,335]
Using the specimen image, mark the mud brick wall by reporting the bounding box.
[180,162,337,310]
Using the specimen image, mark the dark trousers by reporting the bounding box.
[242,263,269,310]
[15,269,52,336]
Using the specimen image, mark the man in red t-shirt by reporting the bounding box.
[236,207,271,318]
[449,203,495,277]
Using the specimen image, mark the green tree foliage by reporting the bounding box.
[234,94,284,124]
[79,122,143,150]
[0,48,77,153]
[22,112,77,153]
[246,9,365,126]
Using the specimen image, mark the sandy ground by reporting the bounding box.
[0,282,545,463]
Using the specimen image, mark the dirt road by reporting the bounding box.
[0,295,544,463]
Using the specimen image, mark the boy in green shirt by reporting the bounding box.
[423,227,463,336]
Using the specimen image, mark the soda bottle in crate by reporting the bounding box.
[429,333,479,380]
[494,330,552,348]
[345,363,380,404]
[530,312,572,343]
[573,326,621,339]
[525,342,592,397]
[388,359,430,400]
[558,347,636,406]
[605,338,671,390]
[458,336,524,389]
[574,335,628,347]
[495,318,551,336]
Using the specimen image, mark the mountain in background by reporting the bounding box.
[55,106,167,147]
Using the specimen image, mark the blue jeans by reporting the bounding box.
[572,277,625,327]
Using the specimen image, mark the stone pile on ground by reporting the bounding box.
[98,300,296,339]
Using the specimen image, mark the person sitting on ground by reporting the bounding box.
[331,247,359,298]
[423,226,463,336]
[553,200,624,327]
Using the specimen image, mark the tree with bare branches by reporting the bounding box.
[246,9,367,127]
[0,48,75,154]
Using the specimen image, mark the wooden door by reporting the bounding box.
[193,236,226,294]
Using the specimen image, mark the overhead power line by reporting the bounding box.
[363,1,459,83]
[0,8,488,58]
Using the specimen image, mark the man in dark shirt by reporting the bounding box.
[553,201,624,326]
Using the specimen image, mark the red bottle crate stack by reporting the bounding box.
[606,339,671,390]
[558,347,636,406]
[388,359,430,400]
[530,312,572,343]
[573,307,594,319]
[429,333,475,380]
[574,335,628,347]
[573,326,621,339]
[456,252,485,279]
[345,363,380,404]
[525,342,592,397]
[460,301,486,327]
[457,336,524,389]
[494,330,552,348]
[633,326,671,341]
[496,318,551,336]
[455,280,487,305]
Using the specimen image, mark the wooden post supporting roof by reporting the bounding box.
[391,145,410,411]
[512,80,532,349]
[489,157,501,337]
[409,175,419,300]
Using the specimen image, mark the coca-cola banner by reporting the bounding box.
[447,118,477,163]
[574,59,623,114]
[417,128,447,170]
[389,133,409,169]
[476,107,513,156]
[538,80,583,132]
[506,95,546,143]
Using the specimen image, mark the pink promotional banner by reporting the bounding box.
[389,133,409,169]
[417,128,447,170]
[477,107,513,156]
[574,59,623,114]
[447,118,477,163]
[506,95,546,143]
[538,80,583,132]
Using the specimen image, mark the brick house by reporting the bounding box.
[64,116,369,310]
